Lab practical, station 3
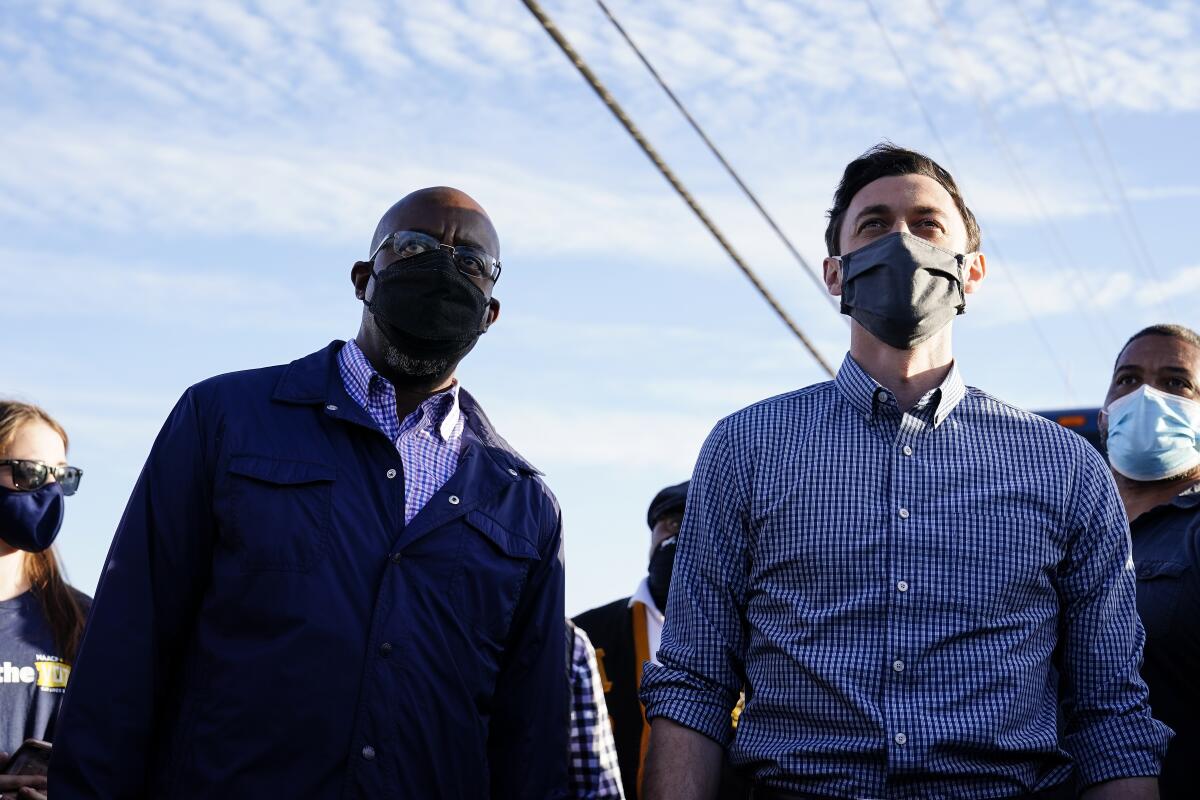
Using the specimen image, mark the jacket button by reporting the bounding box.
[448,495,460,505]
[386,468,397,479]
[361,745,376,760]
[325,404,338,412]
[507,468,519,477]
[389,552,403,564]
[379,642,393,657]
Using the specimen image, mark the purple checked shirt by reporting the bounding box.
[338,339,465,523]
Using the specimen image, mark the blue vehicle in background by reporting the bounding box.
[1032,407,1104,454]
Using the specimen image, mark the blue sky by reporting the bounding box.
[3,0,1199,615]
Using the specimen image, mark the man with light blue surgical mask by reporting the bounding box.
[1101,323,1200,798]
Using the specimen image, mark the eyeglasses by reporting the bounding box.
[369,230,502,283]
[0,459,83,496]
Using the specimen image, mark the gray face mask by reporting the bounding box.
[835,231,968,350]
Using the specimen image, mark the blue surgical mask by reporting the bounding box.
[1105,384,1200,482]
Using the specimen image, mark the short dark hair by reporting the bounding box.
[824,143,981,256]
[1115,324,1200,367]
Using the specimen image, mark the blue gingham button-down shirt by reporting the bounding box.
[641,354,1171,798]
[338,338,464,523]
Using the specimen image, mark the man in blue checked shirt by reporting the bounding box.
[640,144,1171,800]
[50,188,569,798]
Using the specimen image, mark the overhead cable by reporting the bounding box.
[1041,0,1179,319]
[923,0,1124,348]
[863,0,1078,398]
[593,0,839,315]
[521,0,836,378]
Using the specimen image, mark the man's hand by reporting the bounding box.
[642,718,723,800]
[0,753,49,800]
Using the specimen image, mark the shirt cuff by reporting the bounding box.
[1067,714,1173,787]
[639,662,737,748]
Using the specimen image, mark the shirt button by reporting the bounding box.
[892,659,905,672]
[897,580,909,592]
[361,745,376,760]
[508,468,519,477]
[898,508,910,519]
[325,404,338,412]
[386,468,397,479]
[902,445,913,456]
[379,642,393,657]
[448,495,460,505]
[389,552,403,564]
[894,732,907,745]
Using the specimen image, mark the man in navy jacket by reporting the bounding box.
[49,188,569,799]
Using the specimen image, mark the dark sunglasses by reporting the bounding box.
[0,459,83,496]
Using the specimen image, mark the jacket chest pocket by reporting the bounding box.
[1135,559,1189,644]
[216,455,336,573]
[450,510,540,644]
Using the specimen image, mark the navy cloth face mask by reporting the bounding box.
[836,231,968,350]
[0,482,65,553]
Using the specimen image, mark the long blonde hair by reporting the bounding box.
[0,400,86,663]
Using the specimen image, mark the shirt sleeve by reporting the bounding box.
[487,499,570,799]
[639,420,748,746]
[568,624,626,800]
[1056,444,1173,786]
[49,389,216,798]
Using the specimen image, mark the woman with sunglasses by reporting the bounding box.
[0,401,88,800]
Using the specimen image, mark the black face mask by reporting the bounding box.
[838,231,967,350]
[647,536,677,612]
[365,248,491,360]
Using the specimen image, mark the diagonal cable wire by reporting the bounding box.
[521,0,835,377]
[923,0,1123,350]
[863,0,1078,398]
[1041,0,1179,320]
[593,0,839,315]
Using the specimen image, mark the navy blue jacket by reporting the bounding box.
[49,342,569,799]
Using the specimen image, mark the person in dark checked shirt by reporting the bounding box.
[1100,323,1200,798]
[48,187,569,799]
[639,144,1172,800]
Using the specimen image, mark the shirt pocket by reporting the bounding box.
[217,454,336,573]
[451,509,541,645]
[1135,559,1188,643]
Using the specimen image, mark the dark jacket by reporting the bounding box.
[50,342,569,799]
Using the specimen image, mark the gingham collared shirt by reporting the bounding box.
[338,339,464,523]
[569,623,625,800]
[641,353,1171,798]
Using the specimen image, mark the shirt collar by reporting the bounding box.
[834,353,966,428]
[1171,482,1200,510]
[341,338,462,442]
[629,576,665,621]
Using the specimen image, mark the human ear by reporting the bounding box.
[483,297,501,330]
[963,252,987,295]
[351,261,372,300]
[823,257,843,296]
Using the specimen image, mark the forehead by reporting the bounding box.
[384,201,498,253]
[846,173,958,217]
[2,420,66,461]
[1117,335,1200,372]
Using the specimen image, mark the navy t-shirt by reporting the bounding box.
[1131,483,1200,798]
[0,589,90,756]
